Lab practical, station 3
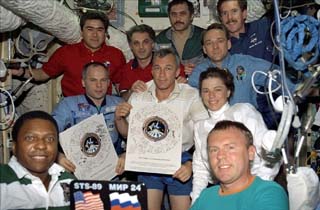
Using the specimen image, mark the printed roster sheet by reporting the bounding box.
[59,114,118,180]
[125,102,183,175]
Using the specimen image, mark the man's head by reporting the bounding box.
[217,0,247,37]
[207,120,255,187]
[80,12,109,52]
[168,0,194,32]
[12,111,59,179]
[82,62,110,105]
[126,24,155,61]
[152,48,180,94]
[202,23,231,67]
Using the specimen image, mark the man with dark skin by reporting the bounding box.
[0,111,75,210]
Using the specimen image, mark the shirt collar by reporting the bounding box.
[207,53,231,68]
[147,80,180,102]
[208,103,230,120]
[8,156,65,180]
[85,94,107,108]
[79,40,107,54]
[131,55,153,69]
[166,24,195,40]
[231,23,249,41]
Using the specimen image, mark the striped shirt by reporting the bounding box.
[0,156,75,210]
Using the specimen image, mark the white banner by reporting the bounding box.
[59,114,118,180]
[125,103,182,175]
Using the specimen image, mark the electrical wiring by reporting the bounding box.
[0,74,33,131]
[251,69,282,95]
[0,87,15,131]
[258,0,300,168]
[280,2,316,10]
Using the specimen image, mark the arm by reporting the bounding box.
[120,80,147,101]
[57,153,76,172]
[52,99,73,132]
[172,160,192,182]
[231,104,281,180]
[191,122,212,204]
[253,182,289,210]
[114,102,132,138]
[115,152,126,175]
[10,67,50,81]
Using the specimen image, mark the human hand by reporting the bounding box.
[177,76,187,83]
[116,153,126,175]
[172,161,192,182]
[184,63,195,75]
[131,80,147,93]
[115,102,132,120]
[10,68,25,77]
[57,153,76,173]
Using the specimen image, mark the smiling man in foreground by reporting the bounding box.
[0,111,75,210]
[190,120,289,210]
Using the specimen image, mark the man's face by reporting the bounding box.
[13,119,58,179]
[152,54,180,93]
[203,29,231,66]
[82,65,109,105]
[169,3,193,32]
[207,128,255,187]
[130,32,154,61]
[219,0,247,37]
[81,19,106,52]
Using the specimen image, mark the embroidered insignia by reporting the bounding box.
[60,183,71,202]
[77,103,90,112]
[236,65,246,80]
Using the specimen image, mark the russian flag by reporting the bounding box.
[110,192,141,210]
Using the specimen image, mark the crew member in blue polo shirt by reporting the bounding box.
[188,23,294,109]
[52,61,125,175]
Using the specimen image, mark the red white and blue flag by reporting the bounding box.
[109,192,141,210]
[74,191,104,210]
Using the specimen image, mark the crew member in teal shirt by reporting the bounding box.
[190,120,289,210]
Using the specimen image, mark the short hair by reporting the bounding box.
[152,48,180,68]
[201,23,230,45]
[126,24,156,43]
[12,111,59,142]
[168,0,194,15]
[199,67,235,99]
[82,61,109,79]
[80,11,109,31]
[208,120,253,147]
[217,0,247,17]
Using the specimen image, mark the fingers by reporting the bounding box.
[64,160,76,173]
[184,63,195,75]
[172,161,192,182]
[57,153,76,173]
[176,76,187,84]
[116,153,126,175]
[115,102,132,119]
[131,80,147,93]
[9,68,24,77]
